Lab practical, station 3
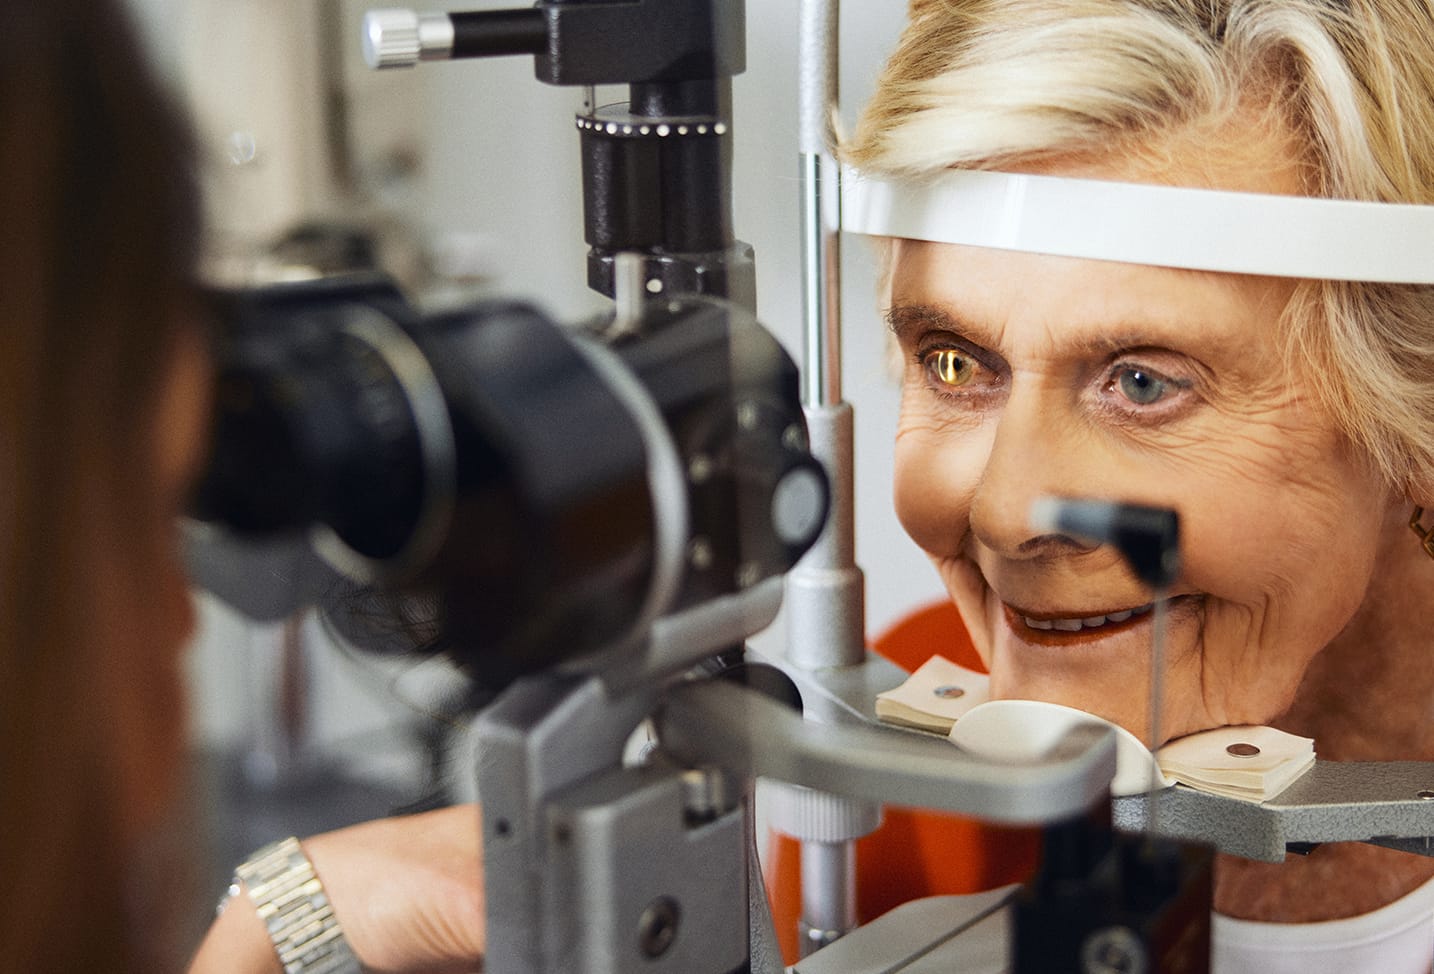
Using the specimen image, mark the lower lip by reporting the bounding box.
[1001,597,1197,647]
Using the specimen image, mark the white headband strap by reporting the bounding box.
[841,168,1434,284]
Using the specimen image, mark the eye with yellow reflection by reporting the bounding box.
[923,347,977,389]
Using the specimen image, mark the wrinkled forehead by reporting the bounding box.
[844,168,1434,286]
[884,236,1293,369]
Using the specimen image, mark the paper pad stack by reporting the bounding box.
[874,655,990,734]
[874,655,1317,803]
[1155,725,1315,802]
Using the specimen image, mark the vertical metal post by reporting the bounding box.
[798,0,842,412]
[242,612,309,788]
[791,0,862,671]
[799,841,857,954]
[800,157,842,410]
[784,0,874,956]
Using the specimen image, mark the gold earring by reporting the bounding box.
[1409,507,1434,559]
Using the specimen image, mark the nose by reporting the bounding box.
[968,387,1107,561]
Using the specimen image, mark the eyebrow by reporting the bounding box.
[884,303,974,343]
[884,302,1200,357]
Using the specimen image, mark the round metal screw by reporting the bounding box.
[735,561,763,589]
[1225,743,1261,758]
[933,685,965,700]
[638,897,681,958]
[688,454,714,484]
[1418,790,1434,801]
[688,538,714,571]
[226,130,258,166]
[782,423,808,451]
[1080,925,1147,974]
[681,767,731,823]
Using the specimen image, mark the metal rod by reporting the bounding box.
[800,155,842,407]
[791,0,866,954]
[611,251,645,336]
[449,9,547,59]
[798,0,839,156]
[797,0,842,408]
[784,404,864,670]
[799,841,856,957]
[1148,591,1169,834]
[790,0,858,661]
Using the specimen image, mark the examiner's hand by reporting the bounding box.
[303,803,484,972]
[190,803,484,974]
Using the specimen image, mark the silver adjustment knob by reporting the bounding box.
[363,9,455,69]
[363,9,421,69]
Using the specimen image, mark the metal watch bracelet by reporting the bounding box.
[230,836,363,974]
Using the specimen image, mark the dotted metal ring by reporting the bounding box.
[576,116,730,139]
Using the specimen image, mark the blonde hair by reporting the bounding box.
[849,0,1434,493]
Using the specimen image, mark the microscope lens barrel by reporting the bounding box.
[195,278,825,685]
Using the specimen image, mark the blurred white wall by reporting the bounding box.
[125,0,944,751]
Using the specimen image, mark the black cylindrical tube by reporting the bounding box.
[449,9,547,59]
[581,130,663,249]
[662,133,732,252]
[630,79,729,118]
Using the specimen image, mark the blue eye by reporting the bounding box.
[1115,367,1166,405]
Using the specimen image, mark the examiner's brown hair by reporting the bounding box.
[0,2,200,970]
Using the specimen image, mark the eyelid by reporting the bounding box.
[1103,357,1194,391]
[914,343,1006,404]
[913,331,1006,377]
[1096,359,1199,421]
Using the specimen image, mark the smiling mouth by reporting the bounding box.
[999,598,1193,646]
[1019,602,1154,632]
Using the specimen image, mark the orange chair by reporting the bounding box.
[762,601,1040,963]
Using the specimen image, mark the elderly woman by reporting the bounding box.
[844,0,1434,966]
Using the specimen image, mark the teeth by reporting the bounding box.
[1021,602,1154,632]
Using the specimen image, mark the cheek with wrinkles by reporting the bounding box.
[1161,419,1362,580]
[932,556,996,664]
[1168,411,1334,488]
[893,420,987,558]
[895,378,991,436]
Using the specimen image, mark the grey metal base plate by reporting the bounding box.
[793,886,1015,974]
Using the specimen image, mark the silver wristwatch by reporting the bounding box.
[230,836,363,974]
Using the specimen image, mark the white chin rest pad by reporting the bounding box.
[949,698,1172,798]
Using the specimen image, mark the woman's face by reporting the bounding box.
[888,152,1400,744]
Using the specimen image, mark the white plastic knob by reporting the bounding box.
[363,9,421,69]
[767,782,883,842]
